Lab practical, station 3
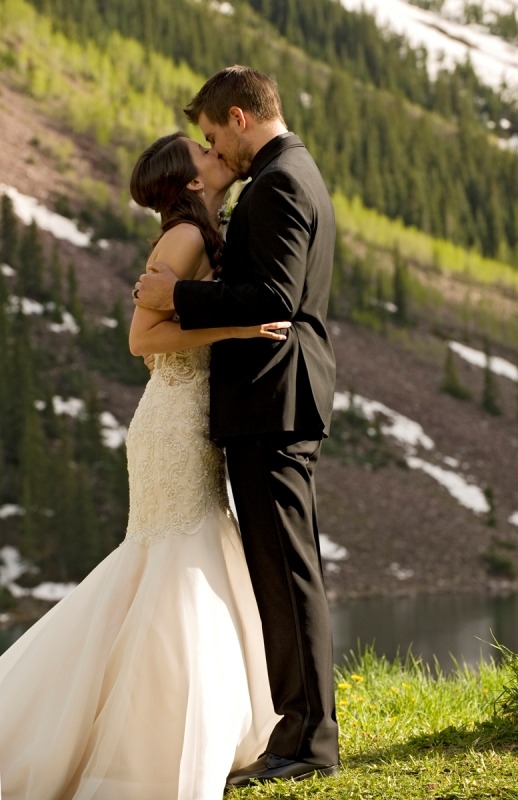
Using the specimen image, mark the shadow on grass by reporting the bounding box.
[338,719,518,799]
[346,716,518,768]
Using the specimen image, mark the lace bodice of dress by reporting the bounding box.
[124,347,230,546]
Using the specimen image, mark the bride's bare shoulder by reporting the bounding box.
[148,223,206,280]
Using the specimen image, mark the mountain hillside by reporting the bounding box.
[1,0,518,621]
[340,0,518,97]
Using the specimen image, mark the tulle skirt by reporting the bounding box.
[0,510,278,800]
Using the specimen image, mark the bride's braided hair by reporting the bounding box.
[130,132,223,269]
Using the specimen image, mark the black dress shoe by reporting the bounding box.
[225,752,339,788]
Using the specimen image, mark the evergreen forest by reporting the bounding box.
[18,0,518,263]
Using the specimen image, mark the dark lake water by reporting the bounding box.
[331,593,518,671]
[1,593,517,671]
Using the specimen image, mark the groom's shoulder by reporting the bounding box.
[270,145,329,197]
[274,143,325,191]
[246,136,327,205]
[249,164,307,207]
[259,145,318,183]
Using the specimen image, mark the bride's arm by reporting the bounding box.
[130,225,290,356]
[129,223,208,355]
[130,317,290,356]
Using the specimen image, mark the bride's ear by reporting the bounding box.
[186,177,204,193]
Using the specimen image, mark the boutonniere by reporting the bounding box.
[217,179,251,236]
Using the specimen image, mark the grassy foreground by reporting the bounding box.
[228,647,518,800]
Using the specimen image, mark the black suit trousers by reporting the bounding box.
[225,432,339,766]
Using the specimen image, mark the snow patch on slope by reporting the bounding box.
[339,0,518,92]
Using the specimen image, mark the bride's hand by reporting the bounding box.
[232,321,291,340]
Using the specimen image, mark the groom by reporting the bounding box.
[134,65,339,786]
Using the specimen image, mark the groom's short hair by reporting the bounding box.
[184,65,284,126]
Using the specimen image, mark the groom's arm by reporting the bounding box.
[175,171,313,329]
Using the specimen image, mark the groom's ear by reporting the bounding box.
[228,106,247,130]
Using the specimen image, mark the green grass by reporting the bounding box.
[227,648,518,799]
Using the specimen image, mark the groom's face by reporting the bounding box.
[198,111,253,180]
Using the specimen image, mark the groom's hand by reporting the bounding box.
[143,353,155,374]
[133,261,177,311]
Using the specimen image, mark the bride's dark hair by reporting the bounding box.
[130,132,223,268]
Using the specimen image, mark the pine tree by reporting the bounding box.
[392,247,410,326]
[0,194,19,268]
[19,404,50,560]
[350,257,369,314]
[75,386,104,469]
[362,127,385,212]
[17,221,46,300]
[48,245,64,317]
[0,272,10,444]
[375,272,389,333]
[39,383,61,441]
[441,347,471,401]
[482,342,502,416]
[66,263,84,327]
[91,299,147,384]
[48,427,80,580]
[73,464,101,576]
[329,233,349,320]
[484,487,497,528]
[7,313,34,465]
[0,264,8,305]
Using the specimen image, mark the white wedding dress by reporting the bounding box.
[0,347,278,800]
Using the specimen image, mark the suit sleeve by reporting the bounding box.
[174,170,313,328]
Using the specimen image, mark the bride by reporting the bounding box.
[0,132,287,800]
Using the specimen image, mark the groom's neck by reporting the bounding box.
[247,118,288,159]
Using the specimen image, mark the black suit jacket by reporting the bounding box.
[174,132,336,441]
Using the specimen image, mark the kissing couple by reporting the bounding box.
[0,65,339,799]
